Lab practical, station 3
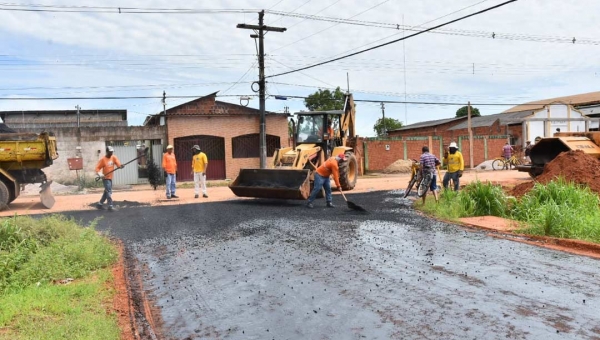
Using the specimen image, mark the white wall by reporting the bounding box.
[529,104,586,138]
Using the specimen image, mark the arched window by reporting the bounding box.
[232,134,281,158]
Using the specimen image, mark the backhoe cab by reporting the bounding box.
[229,93,359,200]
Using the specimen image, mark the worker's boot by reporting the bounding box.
[306,202,314,209]
[326,202,335,208]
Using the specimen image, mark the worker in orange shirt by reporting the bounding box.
[306,153,346,209]
[95,146,123,211]
[162,145,178,199]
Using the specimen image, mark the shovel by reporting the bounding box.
[338,189,368,212]
[95,148,149,182]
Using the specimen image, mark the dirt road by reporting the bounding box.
[62,188,599,340]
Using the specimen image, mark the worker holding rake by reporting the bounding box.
[95,146,123,211]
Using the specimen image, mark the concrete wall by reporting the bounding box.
[4,111,126,129]
[12,126,165,184]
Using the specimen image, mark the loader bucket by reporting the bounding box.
[229,169,311,200]
[39,181,55,209]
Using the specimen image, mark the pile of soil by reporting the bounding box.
[382,159,413,174]
[511,150,600,197]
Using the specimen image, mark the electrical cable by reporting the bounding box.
[270,0,390,53]
[266,0,519,78]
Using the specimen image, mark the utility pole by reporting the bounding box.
[380,102,387,137]
[468,102,474,169]
[163,91,169,146]
[75,105,81,128]
[237,11,286,169]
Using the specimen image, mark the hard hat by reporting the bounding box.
[449,142,457,148]
[192,145,201,151]
[336,153,347,161]
[106,146,114,152]
[166,145,174,149]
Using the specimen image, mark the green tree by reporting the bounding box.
[304,87,345,111]
[455,105,481,118]
[374,117,403,137]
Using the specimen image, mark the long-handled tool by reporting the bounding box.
[338,189,368,212]
[95,148,149,181]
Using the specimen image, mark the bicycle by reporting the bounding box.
[403,159,421,198]
[492,154,522,170]
[417,167,434,198]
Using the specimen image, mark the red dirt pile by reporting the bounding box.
[511,150,600,197]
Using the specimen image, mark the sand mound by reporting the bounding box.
[511,150,600,197]
[383,159,414,174]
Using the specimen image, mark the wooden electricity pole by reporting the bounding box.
[468,102,474,169]
[237,11,286,169]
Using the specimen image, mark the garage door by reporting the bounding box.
[174,135,226,181]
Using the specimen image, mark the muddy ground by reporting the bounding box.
[62,189,599,340]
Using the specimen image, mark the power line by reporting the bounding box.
[266,0,519,78]
[0,3,259,14]
[271,0,390,53]
[285,0,342,29]
[269,0,312,25]
[0,94,257,100]
[221,62,257,95]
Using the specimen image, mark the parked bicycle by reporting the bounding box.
[404,160,435,198]
[492,154,522,170]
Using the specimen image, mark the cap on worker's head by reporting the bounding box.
[106,146,114,152]
[526,140,531,143]
[192,145,201,151]
[449,142,457,148]
[336,153,346,161]
[166,145,174,149]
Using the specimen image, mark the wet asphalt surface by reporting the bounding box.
[62,190,600,340]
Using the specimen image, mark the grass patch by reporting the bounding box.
[512,178,600,243]
[0,215,120,339]
[417,177,600,244]
[420,180,510,220]
[177,180,231,189]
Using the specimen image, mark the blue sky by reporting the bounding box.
[1,0,599,136]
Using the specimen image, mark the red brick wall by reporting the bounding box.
[167,97,289,180]
[363,138,443,171]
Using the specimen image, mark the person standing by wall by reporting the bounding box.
[502,142,514,160]
[191,145,209,198]
[162,145,178,199]
[95,146,123,211]
[442,142,464,191]
[524,141,533,164]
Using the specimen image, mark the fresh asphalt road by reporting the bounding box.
[63,191,599,340]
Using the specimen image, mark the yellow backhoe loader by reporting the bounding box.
[229,93,359,200]
[516,132,600,178]
[0,131,58,210]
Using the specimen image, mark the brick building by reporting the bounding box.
[144,92,289,180]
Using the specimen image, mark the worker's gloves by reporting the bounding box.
[458,171,463,178]
[201,172,206,177]
[97,171,104,178]
[119,165,125,169]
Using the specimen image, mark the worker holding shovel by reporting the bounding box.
[95,146,123,211]
[306,153,346,209]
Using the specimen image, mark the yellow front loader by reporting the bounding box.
[230,93,359,200]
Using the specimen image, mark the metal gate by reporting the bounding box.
[174,135,226,181]
[111,145,138,186]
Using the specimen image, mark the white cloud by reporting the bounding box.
[0,0,599,136]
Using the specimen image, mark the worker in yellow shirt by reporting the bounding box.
[191,145,209,198]
[442,142,464,191]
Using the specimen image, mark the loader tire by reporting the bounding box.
[0,180,10,211]
[339,151,358,191]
